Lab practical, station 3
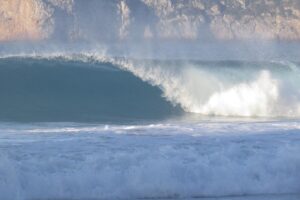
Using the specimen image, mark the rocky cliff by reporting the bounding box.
[1,0,300,42]
[143,0,300,40]
[0,0,51,41]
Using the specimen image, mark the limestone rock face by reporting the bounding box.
[0,0,53,41]
[46,0,73,12]
[142,0,300,40]
[118,0,131,40]
[1,0,300,42]
[208,0,300,40]
[142,0,206,39]
[0,0,76,42]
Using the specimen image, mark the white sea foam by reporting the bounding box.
[0,53,299,200]
[1,52,300,118]
[0,121,299,200]
[108,56,300,117]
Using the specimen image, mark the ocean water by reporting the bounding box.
[0,53,299,200]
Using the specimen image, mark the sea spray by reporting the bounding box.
[1,53,300,118]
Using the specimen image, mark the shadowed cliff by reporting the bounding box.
[0,0,300,42]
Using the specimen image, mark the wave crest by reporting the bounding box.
[112,57,300,117]
[1,53,300,118]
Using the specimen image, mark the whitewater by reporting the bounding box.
[0,51,299,200]
[1,52,300,118]
[1,0,300,199]
[0,121,300,200]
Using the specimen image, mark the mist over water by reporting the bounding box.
[1,1,300,200]
[1,0,300,60]
[1,54,300,121]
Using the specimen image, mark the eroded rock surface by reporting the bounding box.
[1,0,300,41]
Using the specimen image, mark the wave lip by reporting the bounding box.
[1,53,300,120]
[110,56,300,118]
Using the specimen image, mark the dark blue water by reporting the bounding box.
[0,57,181,122]
[1,56,300,122]
[0,55,300,200]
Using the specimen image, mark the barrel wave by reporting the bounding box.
[1,1,300,199]
[0,56,181,122]
[1,54,300,199]
[1,53,300,122]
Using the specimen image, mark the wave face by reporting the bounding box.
[0,56,181,122]
[0,55,300,200]
[1,53,300,121]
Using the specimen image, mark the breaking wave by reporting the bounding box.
[1,52,300,121]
